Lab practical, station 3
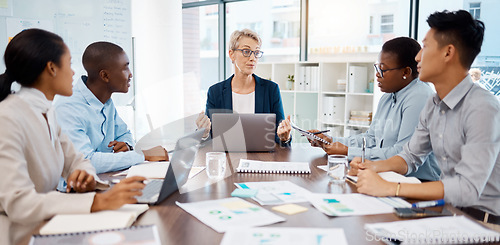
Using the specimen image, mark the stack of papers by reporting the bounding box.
[365,216,500,244]
[40,204,149,235]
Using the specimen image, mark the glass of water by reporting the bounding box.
[327,155,348,183]
[206,152,226,179]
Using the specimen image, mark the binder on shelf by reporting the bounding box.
[348,66,368,93]
[322,96,330,122]
[311,66,319,91]
[331,96,345,122]
[304,66,311,91]
[29,225,161,245]
[296,66,305,91]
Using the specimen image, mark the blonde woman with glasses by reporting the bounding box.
[205,29,292,146]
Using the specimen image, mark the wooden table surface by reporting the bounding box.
[21,142,468,245]
[97,142,462,245]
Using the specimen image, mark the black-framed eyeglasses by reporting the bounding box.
[374,64,405,78]
[234,49,264,58]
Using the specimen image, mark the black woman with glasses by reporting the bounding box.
[308,37,441,182]
[205,29,292,146]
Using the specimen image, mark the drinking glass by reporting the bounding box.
[327,155,348,183]
[206,152,226,179]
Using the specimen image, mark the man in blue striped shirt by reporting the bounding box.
[351,10,500,225]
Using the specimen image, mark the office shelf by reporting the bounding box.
[256,53,381,139]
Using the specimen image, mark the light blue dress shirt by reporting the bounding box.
[399,75,500,215]
[54,76,144,174]
[333,79,441,181]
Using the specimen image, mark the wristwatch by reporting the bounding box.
[125,142,133,151]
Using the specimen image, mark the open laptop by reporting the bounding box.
[211,113,276,152]
[136,130,204,205]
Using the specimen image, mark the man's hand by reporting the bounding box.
[196,111,211,139]
[91,176,146,212]
[108,141,130,153]
[142,146,169,161]
[66,170,96,193]
[277,115,292,142]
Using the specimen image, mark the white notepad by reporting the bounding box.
[39,204,149,235]
[346,171,421,184]
[236,159,311,174]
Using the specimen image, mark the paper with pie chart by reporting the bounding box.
[176,197,285,233]
[221,227,348,245]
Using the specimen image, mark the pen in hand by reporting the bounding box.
[361,137,366,163]
[311,130,330,135]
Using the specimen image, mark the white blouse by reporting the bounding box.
[0,87,97,245]
[232,91,255,114]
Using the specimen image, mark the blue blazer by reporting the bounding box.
[206,74,290,145]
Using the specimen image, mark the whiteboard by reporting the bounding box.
[0,0,132,106]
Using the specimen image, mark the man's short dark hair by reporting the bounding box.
[82,41,124,77]
[427,10,485,69]
[382,37,421,77]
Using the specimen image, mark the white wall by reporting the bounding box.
[131,0,184,139]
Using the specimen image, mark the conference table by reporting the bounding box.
[101,142,464,245]
[21,142,470,245]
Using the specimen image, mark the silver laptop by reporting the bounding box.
[136,130,204,205]
[212,113,276,152]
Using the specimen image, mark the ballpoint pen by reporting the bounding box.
[361,137,366,163]
[411,199,445,208]
[311,130,330,135]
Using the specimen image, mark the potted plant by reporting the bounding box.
[286,74,294,90]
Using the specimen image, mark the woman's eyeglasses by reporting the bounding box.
[374,63,405,78]
[234,49,264,58]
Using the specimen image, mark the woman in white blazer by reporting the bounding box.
[0,29,146,245]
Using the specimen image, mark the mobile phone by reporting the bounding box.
[394,207,448,218]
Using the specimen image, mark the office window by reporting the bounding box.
[418,0,500,97]
[469,2,481,19]
[182,5,219,115]
[225,0,300,73]
[380,15,394,34]
[308,0,409,59]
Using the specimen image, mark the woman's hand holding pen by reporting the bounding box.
[306,130,348,155]
[66,170,96,193]
[356,168,395,197]
[91,176,146,212]
[348,157,373,176]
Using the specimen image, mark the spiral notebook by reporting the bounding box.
[29,225,161,245]
[236,159,311,174]
[39,204,149,235]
